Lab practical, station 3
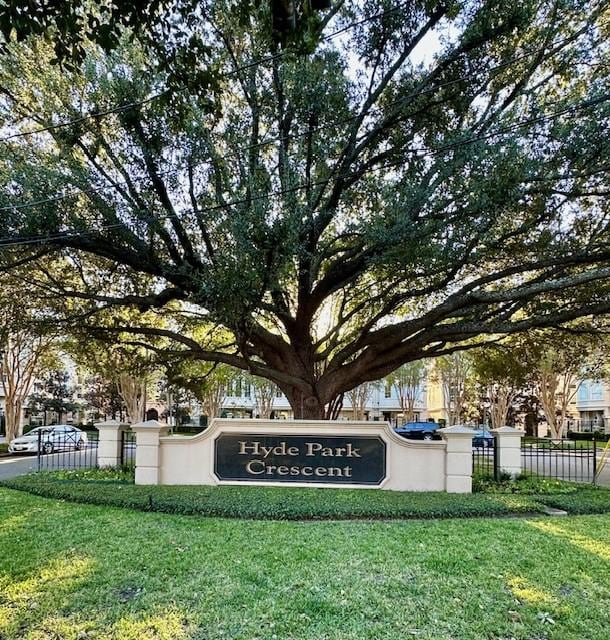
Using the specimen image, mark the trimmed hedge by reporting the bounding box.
[567,430,610,442]
[537,489,610,515]
[473,473,581,495]
[1,473,543,520]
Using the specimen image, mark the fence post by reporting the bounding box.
[96,420,130,468]
[132,420,169,485]
[491,427,525,478]
[439,425,475,493]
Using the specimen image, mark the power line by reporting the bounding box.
[0,91,607,249]
[0,1,411,144]
[0,24,603,215]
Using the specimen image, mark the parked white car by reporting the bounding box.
[8,425,88,455]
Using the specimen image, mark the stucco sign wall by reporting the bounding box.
[129,419,475,493]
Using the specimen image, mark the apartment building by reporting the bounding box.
[205,378,427,425]
[574,379,610,432]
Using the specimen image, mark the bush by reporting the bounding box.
[538,489,610,514]
[1,472,544,520]
[567,430,610,442]
[474,473,579,495]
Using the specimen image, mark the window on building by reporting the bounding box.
[235,379,242,397]
[385,383,392,398]
[577,382,590,401]
[244,382,251,398]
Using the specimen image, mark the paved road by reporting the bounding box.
[0,447,99,480]
[0,454,39,480]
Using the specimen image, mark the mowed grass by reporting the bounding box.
[2,488,610,640]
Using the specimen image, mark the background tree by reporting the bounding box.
[522,331,602,440]
[346,383,375,421]
[27,368,79,425]
[248,375,278,419]
[81,373,124,422]
[386,362,427,423]
[0,300,57,441]
[470,343,530,429]
[168,361,239,422]
[1,2,610,419]
[433,353,474,426]
[67,338,160,423]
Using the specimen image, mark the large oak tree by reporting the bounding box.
[1,1,610,418]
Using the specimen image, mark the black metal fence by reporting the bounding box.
[521,437,597,483]
[37,428,99,472]
[472,438,498,480]
[567,418,609,433]
[121,429,136,468]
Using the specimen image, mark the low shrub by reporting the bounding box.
[537,489,610,514]
[567,430,610,442]
[474,473,579,495]
[50,468,134,482]
[2,473,543,520]
[0,443,8,455]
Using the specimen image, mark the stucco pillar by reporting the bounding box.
[492,426,525,477]
[438,425,474,493]
[95,420,130,468]
[132,420,169,485]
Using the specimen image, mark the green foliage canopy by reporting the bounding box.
[1,1,609,418]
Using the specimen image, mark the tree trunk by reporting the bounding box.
[285,388,326,420]
[4,397,23,442]
[117,373,146,424]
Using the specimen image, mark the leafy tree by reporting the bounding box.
[167,360,239,421]
[520,330,603,440]
[0,293,58,440]
[81,373,124,422]
[247,374,278,419]
[27,368,80,424]
[0,1,331,91]
[433,353,474,426]
[386,361,427,423]
[2,2,610,419]
[346,382,376,421]
[67,337,160,423]
[470,343,530,429]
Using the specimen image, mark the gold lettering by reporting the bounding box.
[346,444,361,458]
[314,467,327,476]
[239,441,260,455]
[277,465,289,475]
[245,459,265,474]
[306,442,321,456]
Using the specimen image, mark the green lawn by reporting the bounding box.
[2,488,610,639]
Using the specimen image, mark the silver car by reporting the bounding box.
[8,425,88,454]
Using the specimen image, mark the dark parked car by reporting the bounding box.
[394,421,441,441]
[472,428,495,448]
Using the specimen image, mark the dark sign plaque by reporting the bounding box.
[214,433,386,485]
